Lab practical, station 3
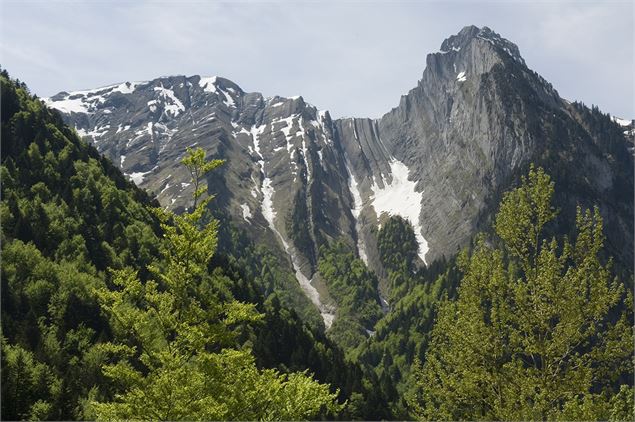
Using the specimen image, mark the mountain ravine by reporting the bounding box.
[45,25,635,327]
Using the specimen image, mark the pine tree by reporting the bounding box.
[410,166,633,421]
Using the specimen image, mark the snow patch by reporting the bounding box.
[240,203,252,222]
[278,116,297,153]
[380,295,390,313]
[199,76,235,107]
[439,46,461,54]
[147,100,158,113]
[253,120,334,327]
[298,117,312,183]
[127,170,152,185]
[44,81,145,114]
[612,116,633,127]
[261,178,276,231]
[44,96,92,114]
[274,116,301,177]
[456,71,467,82]
[219,88,236,108]
[153,84,185,117]
[159,183,171,196]
[370,159,429,264]
[127,123,153,148]
[83,124,110,139]
[112,81,141,94]
[199,76,217,93]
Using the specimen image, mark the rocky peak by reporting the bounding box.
[439,25,525,66]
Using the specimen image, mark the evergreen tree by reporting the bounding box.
[318,240,383,350]
[410,166,633,421]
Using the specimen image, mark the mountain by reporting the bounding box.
[45,25,634,327]
[1,71,394,421]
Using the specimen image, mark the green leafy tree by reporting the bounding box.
[180,146,224,209]
[90,148,342,420]
[410,166,633,421]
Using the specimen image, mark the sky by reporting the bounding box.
[1,0,633,119]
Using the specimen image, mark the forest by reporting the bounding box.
[1,71,633,421]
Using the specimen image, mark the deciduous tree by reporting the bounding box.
[410,166,633,421]
[90,148,342,420]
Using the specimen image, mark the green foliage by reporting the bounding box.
[216,220,324,329]
[343,216,462,417]
[7,67,630,421]
[354,257,461,418]
[377,215,444,303]
[90,147,343,420]
[494,164,557,275]
[1,339,61,420]
[216,230,393,419]
[180,146,224,209]
[411,166,634,420]
[318,240,383,349]
[377,215,419,274]
[91,346,340,421]
[1,71,161,420]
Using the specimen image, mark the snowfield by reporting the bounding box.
[370,159,429,264]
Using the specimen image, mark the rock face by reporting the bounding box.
[45,26,634,323]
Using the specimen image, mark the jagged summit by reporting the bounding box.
[439,25,525,65]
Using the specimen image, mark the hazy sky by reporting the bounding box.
[1,0,633,119]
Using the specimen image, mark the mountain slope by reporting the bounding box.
[45,26,634,327]
[0,72,391,420]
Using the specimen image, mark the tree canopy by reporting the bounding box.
[409,166,633,421]
[89,148,343,420]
